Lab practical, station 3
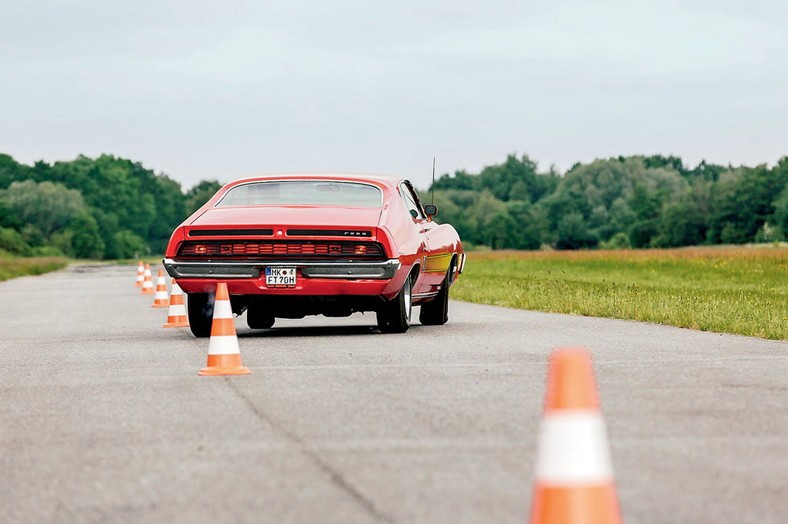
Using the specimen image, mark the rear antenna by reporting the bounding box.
[431,156,436,205]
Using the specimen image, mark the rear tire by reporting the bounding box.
[377,275,412,333]
[419,268,450,326]
[187,293,213,338]
[247,306,275,329]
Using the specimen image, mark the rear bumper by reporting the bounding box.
[163,257,404,298]
[163,258,400,279]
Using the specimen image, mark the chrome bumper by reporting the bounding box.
[162,258,401,280]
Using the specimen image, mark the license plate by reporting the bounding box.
[265,267,297,287]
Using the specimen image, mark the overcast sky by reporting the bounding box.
[2,0,787,189]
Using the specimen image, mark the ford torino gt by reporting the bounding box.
[163,174,465,337]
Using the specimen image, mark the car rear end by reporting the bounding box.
[163,177,410,332]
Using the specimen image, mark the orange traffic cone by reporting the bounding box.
[199,283,251,376]
[135,261,144,287]
[140,264,154,294]
[163,281,189,328]
[529,348,621,524]
[151,270,169,308]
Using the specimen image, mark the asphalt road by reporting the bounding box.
[1,264,786,524]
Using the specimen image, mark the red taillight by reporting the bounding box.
[177,241,385,258]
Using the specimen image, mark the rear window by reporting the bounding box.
[217,181,382,208]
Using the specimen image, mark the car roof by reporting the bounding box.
[226,173,404,187]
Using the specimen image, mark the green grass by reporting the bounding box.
[0,251,69,282]
[453,247,788,340]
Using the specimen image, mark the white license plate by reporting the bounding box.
[265,267,297,287]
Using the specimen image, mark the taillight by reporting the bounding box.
[177,241,385,258]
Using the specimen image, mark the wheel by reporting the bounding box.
[247,306,275,329]
[419,268,451,326]
[377,274,412,333]
[187,292,213,338]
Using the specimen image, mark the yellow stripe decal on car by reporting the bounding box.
[424,253,453,273]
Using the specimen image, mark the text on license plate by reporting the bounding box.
[265,267,297,287]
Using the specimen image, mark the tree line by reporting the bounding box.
[0,152,786,259]
[430,154,787,249]
[0,154,220,259]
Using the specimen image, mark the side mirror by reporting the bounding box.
[424,204,438,219]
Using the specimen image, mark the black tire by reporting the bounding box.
[187,292,213,338]
[419,268,451,326]
[377,275,412,333]
[246,306,275,329]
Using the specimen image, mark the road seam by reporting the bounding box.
[225,378,395,524]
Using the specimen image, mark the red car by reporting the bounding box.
[163,174,465,337]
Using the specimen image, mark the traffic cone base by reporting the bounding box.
[163,317,189,328]
[198,352,251,375]
[163,318,189,328]
[531,486,619,523]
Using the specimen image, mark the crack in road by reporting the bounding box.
[225,378,395,524]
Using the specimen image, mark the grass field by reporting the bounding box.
[0,252,69,283]
[452,247,788,340]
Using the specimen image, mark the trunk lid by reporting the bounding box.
[188,206,383,234]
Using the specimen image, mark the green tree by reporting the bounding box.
[109,230,147,259]
[599,232,630,250]
[186,179,222,215]
[0,199,21,229]
[707,164,787,244]
[469,190,508,248]
[487,210,517,249]
[431,154,558,203]
[557,212,598,249]
[0,180,85,237]
[687,160,728,182]
[642,154,687,176]
[656,200,707,247]
[432,170,477,191]
[0,227,29,254]
[628,184,663,248]
[654,183,711,247]
[68,211,105,259]
[507,200,546,249]
[772,183,788,241]
[0,154,32,189]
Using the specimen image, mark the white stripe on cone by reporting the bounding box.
[213,299,233,319]
[171,282,184,297]
[534,410,613,485]
[208,335,240,355]
[167,304,187,316]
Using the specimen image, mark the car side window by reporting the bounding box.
[399,183,425,220]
